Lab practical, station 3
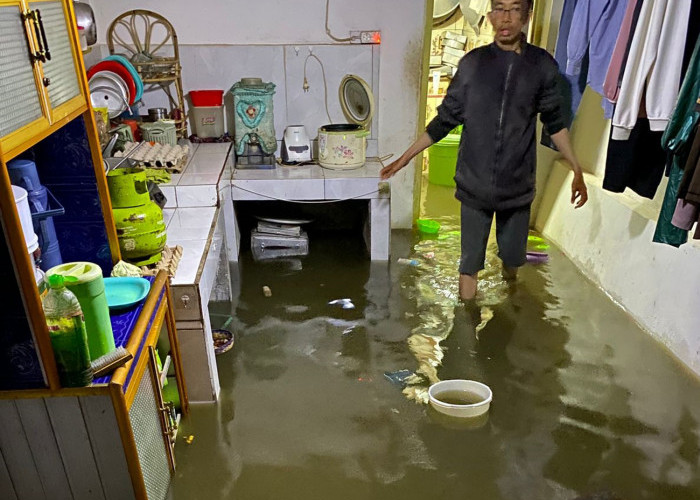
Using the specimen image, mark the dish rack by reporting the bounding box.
[107,10,187,138]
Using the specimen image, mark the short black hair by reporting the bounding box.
[491,0,533,11]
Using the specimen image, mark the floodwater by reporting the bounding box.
[168,188,700,500]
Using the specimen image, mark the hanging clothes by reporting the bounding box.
[681,0,700,76]
[603,117,665,199]
[677,123,700,202]
[671,122,700,239]
[540,0,586,150]
[612,0,692,140]
[603,0,643,109]
[565,0,628,118]
[653,35,700,247]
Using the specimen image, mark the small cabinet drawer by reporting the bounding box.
[171,284,203,322]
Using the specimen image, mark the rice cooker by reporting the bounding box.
[318,74,375,169]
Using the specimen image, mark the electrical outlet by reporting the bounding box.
[350,30,381,44]
[360,31,381,44]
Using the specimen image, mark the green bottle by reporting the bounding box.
[42,274,93,387]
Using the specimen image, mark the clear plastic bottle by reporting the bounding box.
[42,274,93,387]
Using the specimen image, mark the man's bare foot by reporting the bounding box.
[459,273,478,301]
[502,266,518,281]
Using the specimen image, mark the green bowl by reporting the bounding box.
[417,219,441,234]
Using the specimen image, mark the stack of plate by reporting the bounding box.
[87,56,144,119]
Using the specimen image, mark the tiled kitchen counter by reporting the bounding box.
[161,142,233,403]
[227,159,391,261]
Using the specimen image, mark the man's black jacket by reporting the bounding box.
[427,42,566,211]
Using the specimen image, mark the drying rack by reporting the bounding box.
[106,10,187,138]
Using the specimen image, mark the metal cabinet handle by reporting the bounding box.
[35,9,51,61]
[22,10,44,63]
[180,294,190,307]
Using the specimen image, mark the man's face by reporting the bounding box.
[488,0,529,46]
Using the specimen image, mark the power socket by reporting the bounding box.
[350,30,381,44]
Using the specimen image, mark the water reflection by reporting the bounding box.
[168,214,700,500]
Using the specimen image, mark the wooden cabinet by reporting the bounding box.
[0,273,189,500]
[0,2,189,498]
[0,0,87,161]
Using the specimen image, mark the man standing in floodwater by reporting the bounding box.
[381,0,587,300]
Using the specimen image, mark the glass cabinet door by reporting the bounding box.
[0,3,44,139]
[29,0,81,113]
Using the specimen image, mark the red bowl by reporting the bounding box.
[87,60,137,105]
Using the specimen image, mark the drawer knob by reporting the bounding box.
[180,294,190,307]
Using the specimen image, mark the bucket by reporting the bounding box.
[47,262,115,361]
[190,105,224,138]
[428,133,460,187]
[12,186,39,254]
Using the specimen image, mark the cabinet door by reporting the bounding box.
[29,0,83,120]
[129,352,173,500]
[0,2,45,141]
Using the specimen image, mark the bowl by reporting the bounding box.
[428,379,492,418]
[417,218,441,235]
[104,277,151,310]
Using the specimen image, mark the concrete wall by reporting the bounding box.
[535,85,700,376]
[85,0,428,228]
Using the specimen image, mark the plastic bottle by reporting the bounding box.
[42,274,93,387]
[397,258,419,266]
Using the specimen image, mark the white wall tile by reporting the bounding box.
[283,45,375,143]
[178,45,288,139]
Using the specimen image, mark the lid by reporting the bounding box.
[320,123,363,132]
[240,77,264,87]
[48,274,64,289]
[339,75,374,128]
[47,262,103,284]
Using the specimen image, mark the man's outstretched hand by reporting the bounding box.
[380,158,408,180]
[571,172,588,208]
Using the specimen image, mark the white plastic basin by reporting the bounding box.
[428,379,492,418]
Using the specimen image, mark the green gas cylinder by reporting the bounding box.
[107,168,166,266]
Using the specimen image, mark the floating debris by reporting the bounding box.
[526,251,549,264]
[384,369,414,387]
[262,285,272,297]
[328,298,355,309]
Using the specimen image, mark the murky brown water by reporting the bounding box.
[168,188,700,500]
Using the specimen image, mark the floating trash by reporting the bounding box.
[384,369,414,387]
[212,329,234,355]
[526,251,549,264]
[328,298,355,310]
[397,258,419,266]
[416,218,440,235]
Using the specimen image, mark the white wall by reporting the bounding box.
[85,0,428,228]
[534,71,700,377]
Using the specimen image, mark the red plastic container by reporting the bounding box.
[189,90,224,107]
